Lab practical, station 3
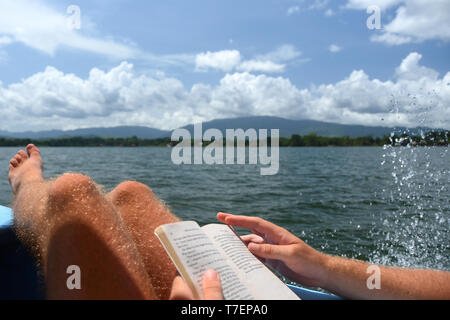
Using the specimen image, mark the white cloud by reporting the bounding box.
[287,1,333,16]
[0,36,13,46]
[237,60,285,73]
[256,44,302,63]
[0,0,196,66]
[0,0,138,59]
[0,52,448,132]
[0,62,194,131]
[329,44,342,53]
[195,50,241,72]
[346,0,450,44]
[195,45,303,74]
[287,6,300,16]
[370,33,412,46]
[324,9,335,16]
[309,0,329,10]
[395,52,439,81]
[345,0,402,10]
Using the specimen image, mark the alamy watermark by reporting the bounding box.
[67,5,81,30]
[66,265,81,290]
[170,123,279,175]
[366,5,381,30]
[366,264,381,290]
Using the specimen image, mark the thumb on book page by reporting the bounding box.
[202,269,223,300]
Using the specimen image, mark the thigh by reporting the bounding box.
[107,181,180,299]
[45,174,155,299]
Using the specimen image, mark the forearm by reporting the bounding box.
[217,213,450,300]
[321,255,450,300]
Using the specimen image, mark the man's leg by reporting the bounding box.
[107,181,180,299]
[9,145,156,299]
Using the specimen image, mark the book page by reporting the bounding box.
[202,224,300,300]
[155,221,254,300]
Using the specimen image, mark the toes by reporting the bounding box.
[18,150,28,160]
[16,150,28,164]
[9,149,30,169]
[10,158,18,168]
[26,144,40,158]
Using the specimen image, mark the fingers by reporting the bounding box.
[217,212,233,222]
[248,242,294,261]
[169,276,195,300]
[241,234,265,245]
[217,212,297,244]
[202,269,223,300]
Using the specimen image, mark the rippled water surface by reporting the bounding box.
[0,146,448,271]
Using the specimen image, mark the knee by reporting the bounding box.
[110,181,153,205]
[49,173,97,205]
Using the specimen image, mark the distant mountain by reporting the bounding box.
[0,116,440,139]
[0,126,170,139]
[180,116,433,138]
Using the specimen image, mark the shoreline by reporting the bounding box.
[0,132,448,148]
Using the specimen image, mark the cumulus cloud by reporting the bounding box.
[395,52,439,81]
[237,60,285,73]
[346,0,450,44]
[328,44,342,53]
[0,62,194,131]
[195,45,303,74]
[302,53,449,128]
[0,52,448,132]
[256,44,302,63]
[195,50,242,72]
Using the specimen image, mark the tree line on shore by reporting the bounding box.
[0,131,447,147]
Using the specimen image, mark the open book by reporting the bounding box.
[155,221,300,300]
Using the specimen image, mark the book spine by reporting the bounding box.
[154,227,201,299]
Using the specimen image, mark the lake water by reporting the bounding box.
[0,146,448,273]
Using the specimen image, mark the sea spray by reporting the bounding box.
[370,137,449,270]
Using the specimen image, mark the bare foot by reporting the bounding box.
[8,144,44,195]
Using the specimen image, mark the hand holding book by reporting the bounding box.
[216,212,329,288]
[165,213,329,299]
[165,213,450,300]
[155,218,300,300]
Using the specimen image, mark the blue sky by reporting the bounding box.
[0,0,449,131]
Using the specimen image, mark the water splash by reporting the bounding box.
[370,142,449,270]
